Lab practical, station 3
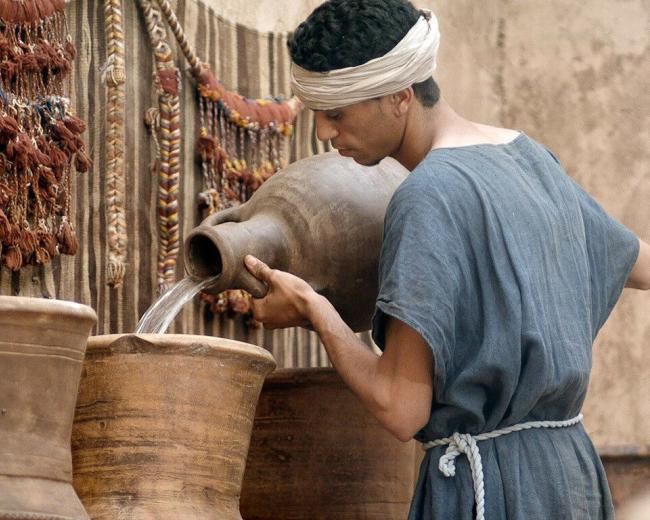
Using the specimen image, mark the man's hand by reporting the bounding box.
[244,255,317,329]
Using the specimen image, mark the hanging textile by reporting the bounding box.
[0,0,89,272]
[139,0,302,316]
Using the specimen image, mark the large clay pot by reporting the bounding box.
[0,296,97,520]
[71,334,276,519]
[184,151,408,332]
[240,368,422,519]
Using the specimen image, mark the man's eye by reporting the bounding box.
[327,112,342,121]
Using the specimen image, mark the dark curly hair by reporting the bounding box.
[288,0,440,107]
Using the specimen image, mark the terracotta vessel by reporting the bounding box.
[0,296,97,520]
[71,334,276,519]
[240,368,422,519]
[184,151,408,332]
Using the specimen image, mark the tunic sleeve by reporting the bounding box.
[371,172,467,394]
[571,180,640,337]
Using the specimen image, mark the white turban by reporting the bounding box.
[290,10,440,110]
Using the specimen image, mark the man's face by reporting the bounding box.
[313,97,405,166]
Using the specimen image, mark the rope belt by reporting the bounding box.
[421,414,583,520]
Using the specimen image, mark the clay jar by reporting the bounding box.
[184,151,408,332]
[71,334,276,519]
[240,368,422,519]
[0,296,97,520]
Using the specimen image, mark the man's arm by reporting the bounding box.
[625,238,650,290]
[244,255,434,442]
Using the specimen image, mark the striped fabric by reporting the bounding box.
[0,0,338,368]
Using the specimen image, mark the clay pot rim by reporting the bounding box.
[264,367,343,386]
[0,295,97,324]
[87,333,276,366]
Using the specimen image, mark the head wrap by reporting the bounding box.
[290,10,440,110]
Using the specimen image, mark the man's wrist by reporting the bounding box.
[302,291,333,332]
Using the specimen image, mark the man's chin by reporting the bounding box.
[352,156,382,167]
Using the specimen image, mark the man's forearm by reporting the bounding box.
[304,293,400,434]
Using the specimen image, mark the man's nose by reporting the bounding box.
[314,112,338,142]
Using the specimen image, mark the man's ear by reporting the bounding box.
[391,87,414,116]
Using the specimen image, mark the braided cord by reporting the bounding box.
[103,0,128,287]
[422,414,583,520]
[151,0,201,74]
[139,0,182,294]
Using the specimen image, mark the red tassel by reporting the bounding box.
[0,115,20,144]
[33,246,51,265]
[52,120,75,142]
[197,134,220,160]
[20,52,40,74]
[57,220,78,255]
[38,169,58,204]
[0,3,20,24]
[74,149,92,173]
[21,1,39,22]
[64,40,77,61]
[37,229,58,257]
[2,245,22,271]
[34,148,52,167]
[0,181,13,206]
[63,115,87,135]
[19,228,37,256]
[0,209,10,244]
[9,223,22,245]
[34,0,57,19]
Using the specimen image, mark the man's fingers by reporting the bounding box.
[244,255,273,284]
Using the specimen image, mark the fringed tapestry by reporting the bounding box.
[0,0,89,272]
[138,0,302,319]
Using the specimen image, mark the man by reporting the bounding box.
[243,0,650,518]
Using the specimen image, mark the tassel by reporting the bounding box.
[33,246,50,265]
[64,40,77,61]
[57,220,78,255]
[34,0,57,20]
[0,115,20,144]
[2,245,22,272]
[107,260,126,288]
[197,134,219,160]
[19,227,37,256]
[20,52,40,74]
[0,209,10,244]
[37,229,58,257]
[64,115,87,135]
[0,181,14,206]
[74,149,92,173]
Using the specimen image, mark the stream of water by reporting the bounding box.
[135,276,219,334]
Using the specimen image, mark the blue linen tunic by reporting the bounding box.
[371,133,639,519]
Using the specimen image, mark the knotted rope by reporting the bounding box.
[139,0,182,294]
[422,414,584,520]
[103,0,128,287]
[150,0,201,75]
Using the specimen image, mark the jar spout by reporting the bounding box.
[184,212,289,298]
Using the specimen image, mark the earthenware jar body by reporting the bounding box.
[240,368,421,519]
[184,151,408,332]
[71,334,276,520]
[0,296,97,520]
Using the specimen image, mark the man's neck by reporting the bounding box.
[390,99,458,171]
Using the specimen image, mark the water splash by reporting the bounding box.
[135,276,219,334]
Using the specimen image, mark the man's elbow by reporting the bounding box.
[626,239,650,290]
[381,406,430,443]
